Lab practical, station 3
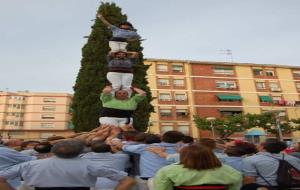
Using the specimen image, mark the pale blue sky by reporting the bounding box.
[0,0,300,92]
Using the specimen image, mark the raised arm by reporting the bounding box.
[102,86,113,95]
[132,87,146,96]
[97,13,113,28]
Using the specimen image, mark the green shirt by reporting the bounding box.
[100,93,145,111]
[154,164,242,190]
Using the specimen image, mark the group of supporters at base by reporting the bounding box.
[1,133,300,190]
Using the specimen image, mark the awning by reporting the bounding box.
[245,127,266,136]
[217,94,242,101]
[259,96,273,102]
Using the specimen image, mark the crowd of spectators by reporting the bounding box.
[1,127,300,190]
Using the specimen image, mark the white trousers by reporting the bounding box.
[109,41,128,52]
[99,117,133,127]
[107,72,133,96]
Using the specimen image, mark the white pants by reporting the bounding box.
[107,72,133,96]
[99,117,133,127]
[109,41,128,52]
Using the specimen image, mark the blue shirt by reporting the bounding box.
[0,156,127,187]
[111,25,141,40]
[0,147,34,188]
[81,152,130,189]
[122,143,180,178]
[242,152,300,186]
[222,157,243,172]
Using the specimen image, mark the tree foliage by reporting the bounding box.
[194,113,300,139]
[72,2,153,132]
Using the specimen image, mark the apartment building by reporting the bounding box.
[0,91,74,140]
[145,58,300,138]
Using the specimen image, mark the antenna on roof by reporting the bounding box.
[219,49,234,62]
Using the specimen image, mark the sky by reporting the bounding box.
[0,0,300,93]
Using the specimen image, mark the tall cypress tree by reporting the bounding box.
[72,2,153,132]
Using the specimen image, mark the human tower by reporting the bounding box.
[97,14,146,131]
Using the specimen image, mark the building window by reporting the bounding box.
[296,82,300,89]
[172,64,183,72]
[158,78,169,86]
[256,81,266,89]
[159,93,171,101]
[12,96,25,101]
[176,109,189,117]
[177,125,189,134]
[161,125,174,133]
[292,70,300,77]
[269,82,281,92]
[213,66,234,75]
[159,109,172,117]
[265,70,275,76]
[173,79,184,86]
[43,98,56,103]
[175,94,187,101]
[40,123,55,128]
[220,110,242,117]
[157,64,168,72]
[14,113,24,117]
[42,106,56,111]
[9,131,24,136]
[7,121,23,126]
[216,81,237,89]
[253,68,263,76]
[272,96,282,103]
[41,114,55,119]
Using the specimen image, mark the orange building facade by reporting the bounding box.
[0,91,74,140]
[145,58,300,139]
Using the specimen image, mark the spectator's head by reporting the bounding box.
[292,141,300,152]
[144,134,161,144]
[263,139,287,154]
[52,139,84,158]
[118,21,134,30]
[198,138,216,150]
[224,146,245,157]
[236,142,257,155]
[182,136,194,144]
[20,141,40,150]
[91,141,111,153]
[180,144,221,170]
[134,133,147,143]
[34,142,53,153]
[122,131,140,141]
[115,90,129,100]
[223,138,236,148]
[4,139,24,150]
[162,131,184,143]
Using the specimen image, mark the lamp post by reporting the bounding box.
[206,117,216,140]
[264,110,284,141]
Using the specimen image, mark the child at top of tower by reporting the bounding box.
[97,13,141,52]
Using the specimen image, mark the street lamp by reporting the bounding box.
[206,117,216,140]
[264,110,284,141]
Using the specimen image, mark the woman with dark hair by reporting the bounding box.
[154,144,242,190]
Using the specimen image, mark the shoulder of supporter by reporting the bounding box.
[0,160,32,180]
[87,164,127,181]
[122,143,147,154]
